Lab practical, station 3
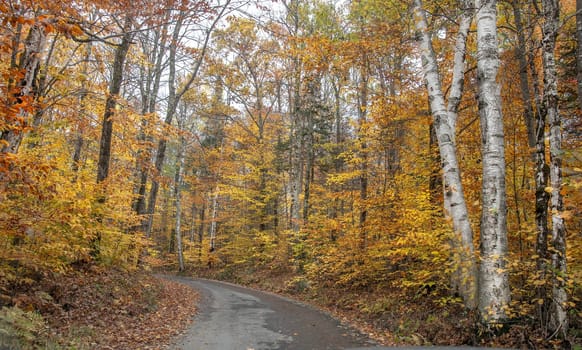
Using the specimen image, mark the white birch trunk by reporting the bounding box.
[475,0,510,324]
[447,0,473,136]
[542,0,568,335]
[413,0,477,309]
[174,136,186,272]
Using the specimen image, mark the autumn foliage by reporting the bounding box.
[0,0,581,348]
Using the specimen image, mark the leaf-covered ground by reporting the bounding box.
[0,264,198,349]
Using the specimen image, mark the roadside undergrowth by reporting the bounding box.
[0,262,198,349]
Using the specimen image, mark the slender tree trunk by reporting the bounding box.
[512,0,536,149]
[209,187,219,253]
[413,0,477,309]
[1,21,47,154]
[289,95,304,232]
[302,79,318,223]
[6,22,23,93]
[446,0,472,136]
[290,75,303,233]
[189,200,197,242]
[476,0,511,324]
[174,134,186,272]
[443,2,476,299]
[28,35,59,142]
[331,76,345,233]
[92,18,132,258]
[534,61,551,331]
[542,0,568,336]
[357,70,369,249]
[198,199,206,264]
[287,0,303,233]
[71,124,85,175]
[72,43,93,177]
[96,18,132,183]
[134,24,168,217]
[527,23,552,328]
[145,12,183,237]
[429,122,442,206]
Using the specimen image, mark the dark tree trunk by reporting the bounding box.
[96,18,132,183]
[357,70,368,249]
[512,0,536,149]
[429,122,442,207]
[133,22,168,217]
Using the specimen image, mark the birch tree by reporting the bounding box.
[284,0,304,233]
[412,0,477,308]
[174,104,188,272]
[475,0,511,325]
[541,0,568,335]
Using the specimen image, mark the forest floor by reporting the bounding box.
[0,264,198,349]
[1,262,579,349]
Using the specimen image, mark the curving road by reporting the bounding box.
[166,276,510,350]
[167,276,376,350]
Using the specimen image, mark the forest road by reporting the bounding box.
[165,276,509,350]
[165,276,377,350]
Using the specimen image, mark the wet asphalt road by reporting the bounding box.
[166,276,509,350]
[167,277,375,350]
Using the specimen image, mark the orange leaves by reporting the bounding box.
[3,15,36,28]
[53,19,83,38]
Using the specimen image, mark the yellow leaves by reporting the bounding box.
[326,171,360,185]
[544,186,553,193]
